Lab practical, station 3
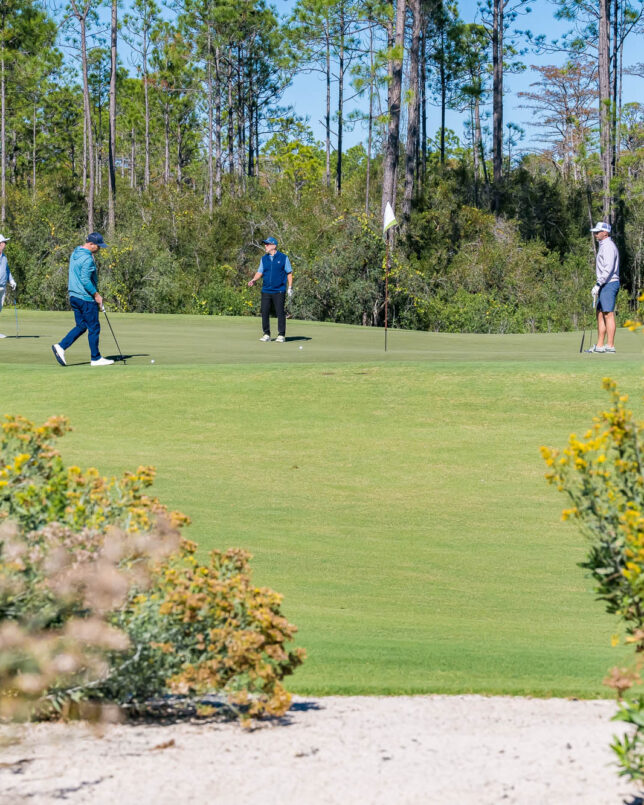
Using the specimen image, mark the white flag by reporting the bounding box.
[383,202,397,234]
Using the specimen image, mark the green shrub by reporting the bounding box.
[0,415,304,721]
[542,380,644,780]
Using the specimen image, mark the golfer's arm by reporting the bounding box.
[80,260,99,299]
[249,271,262,285]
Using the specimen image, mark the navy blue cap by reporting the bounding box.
[87,232,108,248]
[262,237,278,246]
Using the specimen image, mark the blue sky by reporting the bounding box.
[277,0,644,152]
[99,0,642,153]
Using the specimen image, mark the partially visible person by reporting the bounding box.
[0,234,16,339]
[51,232,114,367]
[589,221,620,354]
[247,236,293,342]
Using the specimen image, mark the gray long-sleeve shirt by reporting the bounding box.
[596,237,620,285]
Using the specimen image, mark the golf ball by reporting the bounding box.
[299,346,303,350]
[150,359,155,364]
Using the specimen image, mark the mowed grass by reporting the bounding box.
[2,310,643,696]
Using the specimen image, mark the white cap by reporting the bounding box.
[0,234,10,243]
[590,221,611,234]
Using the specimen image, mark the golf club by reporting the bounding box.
[12,287,18,338]
[100,303,125,363]
[580,291,598,353]
[579,316,586,353]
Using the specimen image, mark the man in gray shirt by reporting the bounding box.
[0,234,16,338]
[589,221,620,353]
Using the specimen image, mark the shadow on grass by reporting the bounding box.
[285,336,311,343]
[66,354,149,366]
[3,335,41,338]
[105,354,150,363]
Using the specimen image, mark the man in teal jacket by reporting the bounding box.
[51,232,114,367]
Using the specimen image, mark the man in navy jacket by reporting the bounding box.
[248,237,293,342]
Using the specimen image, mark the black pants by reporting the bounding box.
[261,292,286,336]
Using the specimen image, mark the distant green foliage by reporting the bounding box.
[5,144,642,334]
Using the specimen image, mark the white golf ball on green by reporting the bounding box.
[150,359,155,363]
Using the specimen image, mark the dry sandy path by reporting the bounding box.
[0,695,642,805]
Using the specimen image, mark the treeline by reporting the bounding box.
[0,0,643,333]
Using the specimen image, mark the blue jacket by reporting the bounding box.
[258,251,292,293]
[68,247,98,302]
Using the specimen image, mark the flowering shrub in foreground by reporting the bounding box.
[542,380,644,780]
[0,415,304,721]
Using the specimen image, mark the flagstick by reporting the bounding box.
[382,201,397,353]
[385,230,390,352]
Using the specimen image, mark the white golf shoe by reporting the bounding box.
[259,334,271,342]
[90,356,114,366]
[276,335,285,342]
[51,343,66,366]
[0,333,6,338]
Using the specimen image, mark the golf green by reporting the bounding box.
[2,310,643,696]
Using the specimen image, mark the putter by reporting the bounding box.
[582,294,598,353]
[100,304,125,364]
[12,289,18,338]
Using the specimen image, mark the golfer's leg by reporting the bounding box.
[0,285,5,313]
[275,292,286,337]
[605,312,616,348]
[596,309,607,347]
[85,300,101,361]
[261,293,271,336]
[59,298,88,350]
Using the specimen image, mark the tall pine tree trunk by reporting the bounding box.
[420,29,426,188]
[207,28,214,214]
[227,59,234,175]
[325,21,331,189]
[336,4,344,196]
[440,27,446,165]
[143,28,150,189]
[32,104,37,197]
[130,127,136,189]
[402,0,421,221]
[1,26,6,225]
[492,0,504,202]
[215,46,222,204]
[107,0,117,237]
[365,22,374,214]
[598,0,611,221]
[381,0,407,219]
[163,108,170,184]
[79,10,94,231]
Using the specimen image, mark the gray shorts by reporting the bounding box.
[598,281,619,313]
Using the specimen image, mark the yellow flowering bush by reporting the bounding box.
[0,415,304,721]
[542,380,644,780]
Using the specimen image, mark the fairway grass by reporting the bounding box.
[2,310,643,696]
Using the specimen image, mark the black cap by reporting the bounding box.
[87,232,108,248]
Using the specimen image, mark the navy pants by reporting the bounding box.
[261,292,286,337]
[60,296,101,360]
